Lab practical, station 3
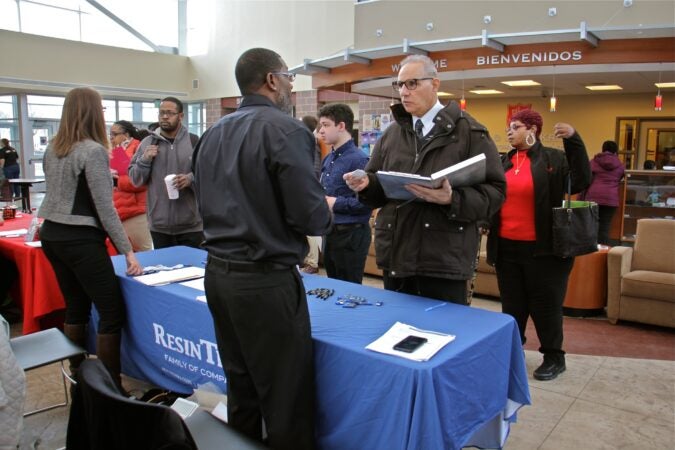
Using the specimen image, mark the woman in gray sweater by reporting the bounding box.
[38,87,142,389]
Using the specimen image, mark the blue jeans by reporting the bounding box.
[3,164,20,197]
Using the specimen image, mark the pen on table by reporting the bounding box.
[424,302,448,312]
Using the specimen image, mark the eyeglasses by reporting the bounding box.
[271,72,296,82]
[392,78,434,92]
[158,110,179,117]
[506,124,526,133]
[109,131,125,138]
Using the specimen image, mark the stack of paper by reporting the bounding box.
[133,266,205,286]
[0,228,27,237]
[366,321,455,362]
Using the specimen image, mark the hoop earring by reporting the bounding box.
[526,133,536,147]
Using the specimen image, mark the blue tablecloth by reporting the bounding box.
[106,246,530,450]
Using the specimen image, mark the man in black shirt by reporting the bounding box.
[193,48,332,450]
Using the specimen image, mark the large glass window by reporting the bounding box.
[0,95,19,151]
[1,0,182,53]
[186,102,205,136]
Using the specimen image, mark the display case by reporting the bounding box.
[619,170,675,242]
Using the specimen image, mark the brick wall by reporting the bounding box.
[205,98,223,128]
[294,90,319,119]
[358,95,393,126]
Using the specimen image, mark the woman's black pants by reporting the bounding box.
[495,238,574,355]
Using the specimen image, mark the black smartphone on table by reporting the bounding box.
[393,335,428,353]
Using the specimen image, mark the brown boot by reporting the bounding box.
[63,323,87,377]
[96,333,124,392]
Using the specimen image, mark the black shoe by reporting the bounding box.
[533,355,566,381]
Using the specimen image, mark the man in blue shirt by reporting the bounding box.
[319,104,372,283]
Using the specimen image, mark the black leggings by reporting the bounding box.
[42,238,126,334]
[495,238,573,355]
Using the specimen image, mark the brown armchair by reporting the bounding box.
[607,219,675,328]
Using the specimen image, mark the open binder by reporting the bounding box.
[376,153,486,201]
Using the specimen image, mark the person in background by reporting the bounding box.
[300,115,322,274]
[643,160,657,170]
[193,48,332,449]
[319,103,372,283]
[0,138,21,197]
[128,97,203,249]
[486,109,591,382]
[344,54,505,304]
[582,140,624,245]
[38,87,143,389]
[109,120,153,251]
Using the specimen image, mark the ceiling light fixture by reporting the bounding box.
[460,73,467,112]
[469,89,503,95]
[437,91,454,97]
[655,82,675,88]
[501,80,541,87]
[655,69,663,111]
[550,67,557,112]
[585,85,623,91]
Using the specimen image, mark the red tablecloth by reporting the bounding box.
[0,214,65,334]
[0,214,119,334]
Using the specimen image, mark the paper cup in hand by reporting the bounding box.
[164,174,179,200]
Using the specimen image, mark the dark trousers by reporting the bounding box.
[597,205,617,245]
[42,238,125,333]
[0,256,17,300]
[383,272,469,305]
[495,238,574,355]
[150,231,203,250]
[324,224,371,284]
[204,258,315,450]
[3,164,20,196]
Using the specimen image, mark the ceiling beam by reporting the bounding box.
[402,38,428,56]
[580,21,600,47]
[84,0,176,54]
[482,30,505,52]
[344,49,371,65]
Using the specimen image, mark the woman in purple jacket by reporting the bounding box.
[583,140,625,245]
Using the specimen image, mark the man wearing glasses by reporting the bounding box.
[128,96,203,249]
[344,55,505,305]
[193,48,332,449]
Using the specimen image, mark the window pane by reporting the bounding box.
[0,95,16,120]
[102,99,117,123]
[118,101,133,121]
[0,0,20,32]
[142,102,158,123]
[27,95,65,119]
[20,2,81,42]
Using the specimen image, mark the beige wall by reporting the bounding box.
[0,0,355,102]
[355,0,675,48]
[0,30,194,100]
[188,0,355,100]
[460,92,675,156]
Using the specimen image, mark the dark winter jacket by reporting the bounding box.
[486,133,591,264]
[359,100,505,280]
[583,151,624,207]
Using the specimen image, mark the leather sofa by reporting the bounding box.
[607,218,675,328]
[473,236,500,298]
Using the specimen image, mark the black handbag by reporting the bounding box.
[551,175,599,258]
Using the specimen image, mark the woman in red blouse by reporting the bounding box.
[109,120,153,251]
[487,109,591,381]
